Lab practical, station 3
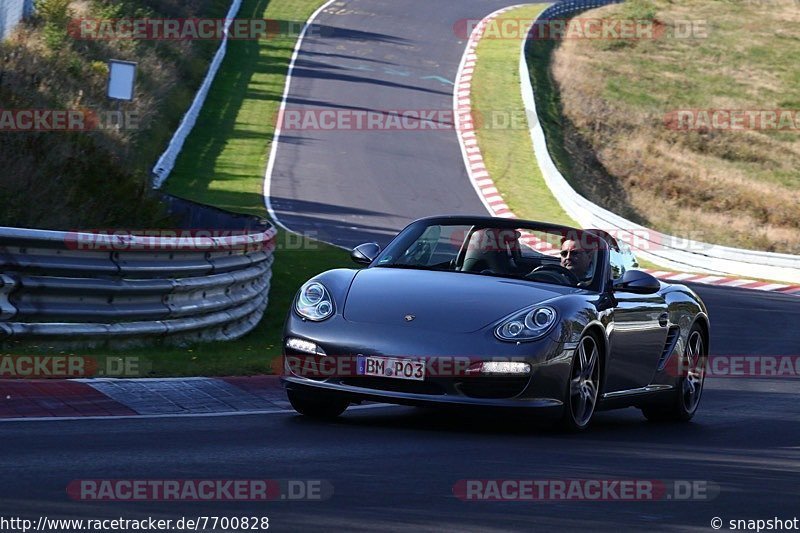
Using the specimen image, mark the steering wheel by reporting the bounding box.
[527,264,580,286]
[407,240,432,265]
[508,236,523,269]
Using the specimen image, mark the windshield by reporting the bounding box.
[375,221,606,290]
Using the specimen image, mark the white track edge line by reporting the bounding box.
[261,0,350,251]
[0,403,396,423]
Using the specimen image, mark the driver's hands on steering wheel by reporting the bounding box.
[527,264,580,286]
[407,241,432,264]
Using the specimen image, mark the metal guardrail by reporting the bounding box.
[151,0,242,188]
[537,0,622,18]
[0,207,276,345]
[521,0,800,284]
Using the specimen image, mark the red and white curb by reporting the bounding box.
[640,271,800,295]
[455,6,521,222]
[452,7,800,296]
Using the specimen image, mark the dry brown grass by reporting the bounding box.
[550,0,800,253]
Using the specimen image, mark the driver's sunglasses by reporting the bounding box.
[560,249,586,258]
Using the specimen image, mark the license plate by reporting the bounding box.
[357,355,425,381]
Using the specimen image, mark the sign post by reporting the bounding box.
[106,60,137,129]
[107,60,137,101]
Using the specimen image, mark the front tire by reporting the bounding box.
[559,332,601,431]
[642,324,707,422]
[287,389,349,419]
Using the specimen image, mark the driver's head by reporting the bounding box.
[560,238,591,280]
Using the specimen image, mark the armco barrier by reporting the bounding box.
[0,219,275,345]
[151,0,242,188]
[521,0,800,284]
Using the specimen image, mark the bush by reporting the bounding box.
[90,60,108,77]
[0,0,230,230]
[37,0,74,51]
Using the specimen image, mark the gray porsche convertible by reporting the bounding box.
[281,216,709,431]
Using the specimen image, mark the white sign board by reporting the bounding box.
[107,60,137,101]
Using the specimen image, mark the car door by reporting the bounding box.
[604,290,670,393]
[601,242,669,393]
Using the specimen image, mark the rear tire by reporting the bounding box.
[559,332,601,432]
[642,324,707,422]
[287,389,349,419]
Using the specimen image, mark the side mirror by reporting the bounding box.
[351,242,381,265]
[613,269,661,294]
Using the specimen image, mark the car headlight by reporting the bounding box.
[495,306,557,342]
[295,281,335,321]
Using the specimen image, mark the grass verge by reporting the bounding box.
[164,0,328,214]
[550,0,800,253]
[0,233,350,376]
[0,0,231,229]
[1,0,353,376]
[472,5,679,274]
[143,0,351,374]
[138,0,350,375]
[471,4,572,226]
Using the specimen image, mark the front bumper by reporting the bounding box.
[282,374,564,414]
[281,313,574,414]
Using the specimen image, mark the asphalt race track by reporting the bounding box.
[2,1,798,531]
[268,0,517,248]
[1,379,799,531]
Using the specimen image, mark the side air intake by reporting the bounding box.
[657,326,681,370]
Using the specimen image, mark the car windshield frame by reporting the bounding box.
[372,216,610,292]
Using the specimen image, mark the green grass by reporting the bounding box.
[0,0,231,230]
[147,0,349,374]
[471,4,574,226]
[1,0,353,376]
[594,1,800,112]
[545,0,800,254]
[165,0,328,214]
[472,5,701,276]
[523,12,580,196]
[0,234,350,376]
[139,233,349,376]
[148,0,352,374]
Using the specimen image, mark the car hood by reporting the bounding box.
[342,267,569,333]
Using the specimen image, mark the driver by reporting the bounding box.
[560,237,592,281]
